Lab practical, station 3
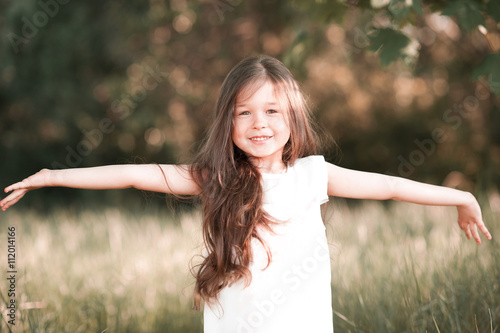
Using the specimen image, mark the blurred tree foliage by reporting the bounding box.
[0,0,499,209]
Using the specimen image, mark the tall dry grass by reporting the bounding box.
[0,196,498,332]
[328,196,499,332]
[0,208,204,332]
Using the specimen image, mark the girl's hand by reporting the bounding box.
[1,169,50,211]
[457,193,492,244]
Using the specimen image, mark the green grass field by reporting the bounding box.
[1,197,499,332]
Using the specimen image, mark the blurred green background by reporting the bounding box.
[1,0,500,209]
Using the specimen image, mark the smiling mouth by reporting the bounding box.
[250,136,272,141]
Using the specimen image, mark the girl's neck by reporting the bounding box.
[250,158,287,174]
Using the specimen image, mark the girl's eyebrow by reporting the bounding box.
[235,101,280,108]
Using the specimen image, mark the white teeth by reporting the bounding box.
[251,137,270,141]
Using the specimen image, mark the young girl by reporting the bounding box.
[0,56,492,333]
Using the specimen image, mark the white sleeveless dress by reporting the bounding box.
[204,155,334,333]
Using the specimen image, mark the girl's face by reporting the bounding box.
[232,80,291,171]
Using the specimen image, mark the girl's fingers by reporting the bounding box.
[1,189,27,211]
[5,184,19,193]
[463,224,472,240]
[4,181,29,193]
[1,194,13,207]
[470,224,481,244]
[477,221,492,240]
[461,220,491,244]
[1,197,11,211]
[1,200,11,211]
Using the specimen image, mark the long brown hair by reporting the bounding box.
[190,55,320,309]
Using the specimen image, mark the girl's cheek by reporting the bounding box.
[273,118,290,130]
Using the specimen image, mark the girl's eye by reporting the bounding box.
[267,109,278,114]
[239,111,250,116]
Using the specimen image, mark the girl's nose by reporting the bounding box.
[252,112,267,129]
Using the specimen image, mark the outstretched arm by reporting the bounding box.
[326,162,492,244]
[1,164,200,211]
